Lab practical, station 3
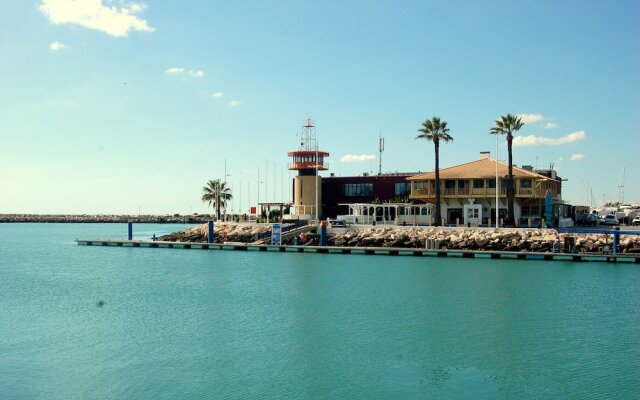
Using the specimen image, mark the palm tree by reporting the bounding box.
[201,179,232,220]
[416,116,454,226]
[490,114,524,226]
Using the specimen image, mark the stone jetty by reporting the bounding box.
[0,214,211,224]
[159,223,640,254]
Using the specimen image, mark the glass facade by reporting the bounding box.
[394,182,411,196]
[343,183,374,197]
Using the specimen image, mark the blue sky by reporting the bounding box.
[1,0,638,214]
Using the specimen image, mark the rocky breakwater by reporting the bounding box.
[0,214,211,223]
[329,227,640,254]
[159,223,271,243]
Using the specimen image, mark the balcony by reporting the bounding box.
[518,188,533,196]
[287,162,329,170]
[411,180,545,199]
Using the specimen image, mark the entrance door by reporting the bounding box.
[464,204,482,226]
[447,208,463,225]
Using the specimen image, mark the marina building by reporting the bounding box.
[286,120,565,226]
[408,152,563,226]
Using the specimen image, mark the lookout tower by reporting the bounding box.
[287,117,329,220]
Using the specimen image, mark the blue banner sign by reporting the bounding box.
[271,223,282,245]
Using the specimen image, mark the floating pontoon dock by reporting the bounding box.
[76,239,640,263]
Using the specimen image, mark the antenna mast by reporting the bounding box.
[378,133,384,175]
[301,117,317,151]
[619,167,625,204]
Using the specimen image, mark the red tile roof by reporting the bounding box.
[407,158,557,181]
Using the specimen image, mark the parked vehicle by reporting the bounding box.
[632,216,640,226]
[576,213,598,226]
[602,214,619,225]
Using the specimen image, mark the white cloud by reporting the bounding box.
[518,113,544,124]
[39,0,155,38]
[541,122,559,129]
[165,67,185,75]
[340,154,376,163]
[211,92,224,98]
[229,100,241,107]
[165,67,204,78]
[513,130,586,147]
[49,41,69,51]
[570,153,585,161]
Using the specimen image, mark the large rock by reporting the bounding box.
[159,223,271,243]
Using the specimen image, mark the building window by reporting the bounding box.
[395,182,411,196]
[467,208,479,218]
[343,183,374,197]
[487,179,496,188]
[415,181,426,190]
[521,179,532,188]
[445,180,455,189]
[521,205,541,216]
[473,179,484,188]
[457,180,469,188]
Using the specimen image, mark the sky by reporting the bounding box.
[1,0,638,215]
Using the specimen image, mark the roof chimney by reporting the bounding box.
[480,151,490,160]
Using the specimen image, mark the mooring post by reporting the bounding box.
[613,226,620,255]
[127,221,133,240]
[320,220,328,246]
[208,220,214,244]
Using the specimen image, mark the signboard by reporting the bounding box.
[271,223,282,245]
[250,206,257,215]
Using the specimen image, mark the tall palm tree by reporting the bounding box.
[416,116,454,226]
[201,179,232,220]
[490,114,524,226]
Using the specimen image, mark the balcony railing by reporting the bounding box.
[287,162,329,170]
[411,183,546,198]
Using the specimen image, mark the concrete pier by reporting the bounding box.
[76,239,640,263]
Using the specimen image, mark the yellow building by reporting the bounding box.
[407,153,562,226]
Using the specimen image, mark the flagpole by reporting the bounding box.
[315,125,319,223]
[495,135,499,230]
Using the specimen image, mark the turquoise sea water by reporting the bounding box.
[1,223,639,399]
